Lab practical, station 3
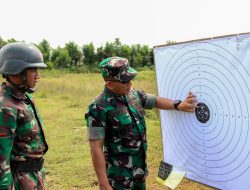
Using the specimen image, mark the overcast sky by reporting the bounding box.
[1,0,250,48]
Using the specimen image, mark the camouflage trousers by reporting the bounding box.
[109,178,146,190]
[12,171,45,190]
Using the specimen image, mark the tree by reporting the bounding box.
[51,47,71,69]
[103,42,114,58]
[38,39,51,63]
[96,46,106,63]
[0,36,7,49]
[82,43,96,65]
[7,38,17,43]
[120,44,132,59]
[0,36,155,70]
[139,45,151,66]
[113,38,122,56]
[65,42,82,66]
[130,44,144,67]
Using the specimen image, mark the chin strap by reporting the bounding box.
[6,71,35,93]
[26,88,35,93]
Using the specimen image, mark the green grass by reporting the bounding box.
[32,70,215,189]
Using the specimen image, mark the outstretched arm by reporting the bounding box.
[89,139,113,190]
[155,92,197,112]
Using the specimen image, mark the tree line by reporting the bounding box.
[0,36,160,72]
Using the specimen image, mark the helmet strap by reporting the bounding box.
[21,70,35,93]
[6,70,35,93]
[6,76,26,92]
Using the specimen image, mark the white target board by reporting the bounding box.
[154,33,250,190]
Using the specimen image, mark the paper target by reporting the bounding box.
[154,33,250,190]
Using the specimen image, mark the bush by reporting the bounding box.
[45,61,54,70]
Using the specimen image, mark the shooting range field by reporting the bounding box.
[30,70,214,189]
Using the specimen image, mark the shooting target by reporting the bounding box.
[154,33,250,190]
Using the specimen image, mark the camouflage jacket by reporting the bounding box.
[86,86,156,181]
[0,83,48,189]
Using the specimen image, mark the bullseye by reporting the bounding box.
[195,102,210,123]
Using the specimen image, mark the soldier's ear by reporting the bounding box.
[106,81,113,89]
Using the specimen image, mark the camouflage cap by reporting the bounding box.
[100,57,137,82]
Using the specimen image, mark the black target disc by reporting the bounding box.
[195,102,210,123]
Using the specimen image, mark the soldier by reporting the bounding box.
[85,57,197,190]
[0,42,48,190]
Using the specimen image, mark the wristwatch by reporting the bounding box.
[173,100,182,110]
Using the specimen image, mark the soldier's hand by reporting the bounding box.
[178,92,197,112]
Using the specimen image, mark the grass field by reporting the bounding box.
[33,70,215,190]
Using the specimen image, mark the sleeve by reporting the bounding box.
[138,90,156,109]
[85,104,106,140]
[0,107,17,189]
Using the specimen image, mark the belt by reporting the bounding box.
[10,158,44,172]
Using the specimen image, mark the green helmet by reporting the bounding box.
[100,57,137,82]
[0,42,47,75]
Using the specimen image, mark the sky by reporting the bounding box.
[1,0,250,48]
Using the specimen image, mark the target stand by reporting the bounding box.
[154,33,250,190]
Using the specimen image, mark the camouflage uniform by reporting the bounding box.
[86,57,156,190]
[0,82,48,190]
